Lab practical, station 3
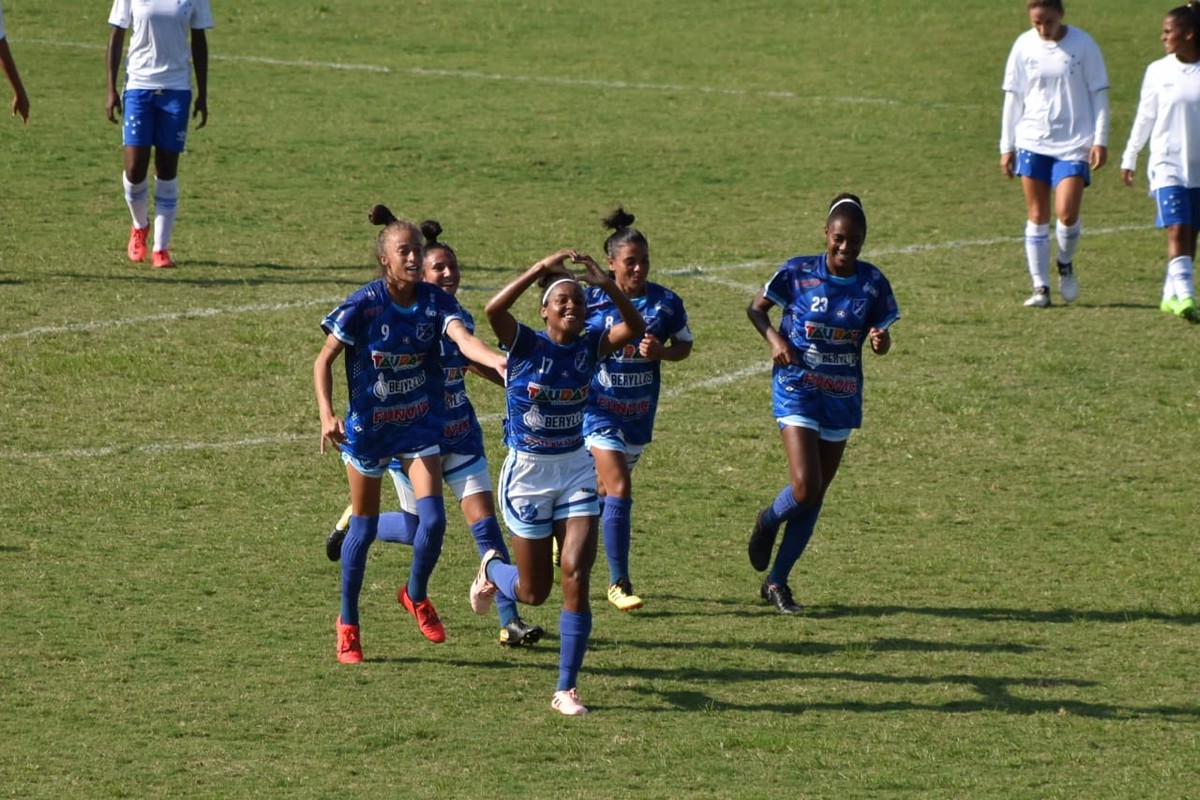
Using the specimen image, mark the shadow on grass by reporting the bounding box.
[807,604,1200,625]
[0,545,26,552]
[602,670,1200,720]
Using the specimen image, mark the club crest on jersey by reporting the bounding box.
[575,350,589,372]
[415,323,435,342]
[514,501,539,523]
[852,299,868,319]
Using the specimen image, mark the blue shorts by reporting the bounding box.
[123,89,192,152]
[584,427,645,470]
[1154,186,1200,229]
[777,414,852,443]
[1014,149,1091,189]
[342,443,440,479]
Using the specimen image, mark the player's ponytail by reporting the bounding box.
[602,206,649,265]
[367,203,423,273]
[1168,2,1200,36]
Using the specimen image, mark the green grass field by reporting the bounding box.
[2,0,1198,797]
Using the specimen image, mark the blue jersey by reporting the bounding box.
[503,322,606,455]
[437,307,486,457]
[321,280,464,461]
[764,254,899,430]
[583,283,692,446]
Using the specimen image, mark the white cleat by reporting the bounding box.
[1024,289,1051,308]
[1058,263,1079,304]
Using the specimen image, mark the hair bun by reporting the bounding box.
[602,207,636,231]
[368,204,399,227]
[420,219,443,244]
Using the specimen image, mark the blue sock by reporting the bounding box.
[763,485,801,528]
[339,515,378,626]
[470,517,518,626]
[768,500,823,587]
[556,609,593,692]
[601,496,633,585]
[406,496,446,603]
[485,558,520,604]
[376,511,417,545]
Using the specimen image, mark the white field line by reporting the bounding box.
[23,39,979,110]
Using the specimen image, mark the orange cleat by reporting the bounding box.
[335,616,363,664]
[398,585,446,643]
[127,226,149,263]
[151,249,175,269]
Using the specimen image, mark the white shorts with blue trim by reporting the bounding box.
[390,451,492,512]
[498,448,599,539]
[342,444,440,478]
[584,428,646,469]
[777,414,852,443]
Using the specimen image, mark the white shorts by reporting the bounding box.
[585,428,646,470]
[777,414,852,443]
[342,443,440,478]
[390,452,492,512]
[498,448,599,539]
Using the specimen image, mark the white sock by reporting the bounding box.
[123,173,149,230]
[1163,271,1175,303]
[1056,220,1081,266]
[1168,255,1194,301]
[153,178,179,253]
[1025,221,1051,289]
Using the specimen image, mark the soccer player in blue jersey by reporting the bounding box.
[584,208,693,612]
[468,249,645,715]
[314,209,507,663]
[746,194,900,614]
[325,209,545,647]
[106,0,212,269]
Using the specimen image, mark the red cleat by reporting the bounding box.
[398,585,446,643]
[127,226,149,263]
[335,616,362,664]
[151,249,175,269]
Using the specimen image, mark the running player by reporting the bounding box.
[746,194,899,614]
[1121,2,1200,323]
[584,208,693,612]
[315,209,506,663]
[326,209,545,647]
[1000,0,1110,307]
[0,4,30,123]
[106,0,213,268]
[469,249,645,715]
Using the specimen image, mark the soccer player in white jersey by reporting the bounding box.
[315,211,507,663]
[1000,0,1110,308]
[583,208,693,612]
[746,194,899,615]
[325,209,545,647]
[469,249,644,716]
[0,5,30,123]
[106,0,213,269]
[1121,2,1200,323]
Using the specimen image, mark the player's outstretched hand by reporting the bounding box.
[319,417,346,454]
[573,253,610,286]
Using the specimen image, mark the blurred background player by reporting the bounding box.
[315,208,506,663]
[584,208,692,612]
[745,194,899,614]
[469,249,644,715]
[0,4,30,123]
[1000,0,1110,307]
[326,209,545,647]
[106,0,212,268]
[1121,2,1200,323]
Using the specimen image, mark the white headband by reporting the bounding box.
[827,197,863,219]
[541,277,577,305]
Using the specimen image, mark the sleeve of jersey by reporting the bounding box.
[1121,67,1158,173]
[506,322,535,359]
[191,0,216,29]
[1000,41,1023,95]
[437,290,468,335]
[1084,37,1110,93]
[763,265,794,309]
[667,295,694,342]
[321,295,362,346]
[108,0,131,28]
[870,277,901,331]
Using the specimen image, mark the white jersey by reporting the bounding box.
[1121,55,1200,192]
[109,0,214,92]
[1001,26,1109,161]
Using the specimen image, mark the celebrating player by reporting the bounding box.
[745,194,899,614]
[1120,2,1200,323]
[325,209,545,647]
[106,0,213,268]
[1000,0,1110,307]
[584,208,693,612]
[0,4,30,123]
[468,249,645,715]
[314,208,506,663]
